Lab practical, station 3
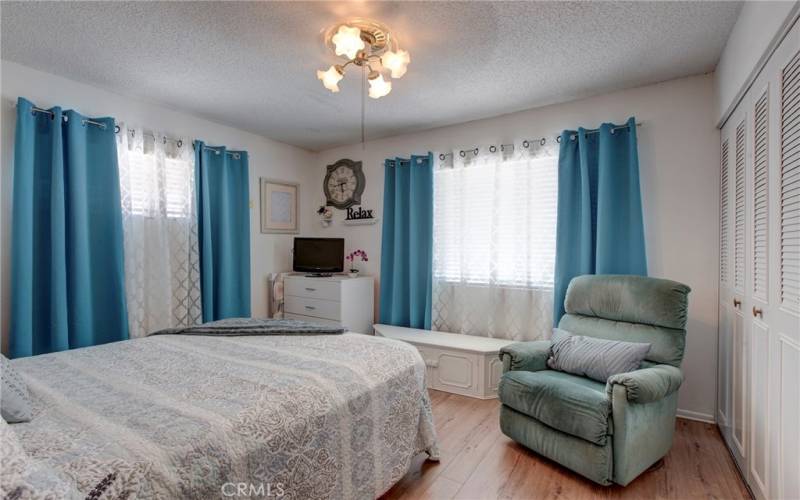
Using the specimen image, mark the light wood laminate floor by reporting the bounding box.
[383,390,750,500]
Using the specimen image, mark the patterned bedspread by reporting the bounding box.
[9,333,438,499]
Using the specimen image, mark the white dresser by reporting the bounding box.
[283,275,374,334]
[374,324,516,399]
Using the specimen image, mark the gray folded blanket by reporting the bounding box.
[150,318,347,336]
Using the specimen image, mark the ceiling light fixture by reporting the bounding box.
[367,72,392,99]
[318,19,410,100]
[316,65,344,93]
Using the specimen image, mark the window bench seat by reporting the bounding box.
[374,324,516,399]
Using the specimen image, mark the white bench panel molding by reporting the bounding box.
[374,324,516,399]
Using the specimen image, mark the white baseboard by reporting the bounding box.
[677,408,716,424]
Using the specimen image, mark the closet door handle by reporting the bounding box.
[752,306,763,319]
[305,305,316,310]
[305,287,316,292]
[733,298,742,308]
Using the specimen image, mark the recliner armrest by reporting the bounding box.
[606,364,683,404]
[499,341,551,373]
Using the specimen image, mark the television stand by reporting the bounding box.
[304,273,334,278]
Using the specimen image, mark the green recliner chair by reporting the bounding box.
[498,274,691,486]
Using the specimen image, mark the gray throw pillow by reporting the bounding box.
[547,328,651,383]
[1,354,32,423]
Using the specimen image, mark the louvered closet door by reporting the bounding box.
[719,18,800,500]
[718,108,749,474]
[748,85,770,500]
[718,136,733,441]
[731,115,749,472]
[768,23,800,500]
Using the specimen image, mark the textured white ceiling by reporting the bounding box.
[1,1,741,151]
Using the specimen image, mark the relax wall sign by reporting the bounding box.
[345,206,374,221]
[343,206,378,226]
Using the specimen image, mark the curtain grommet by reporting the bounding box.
[540,138,546,146]
[489,145,497,153]
[459,150,466,158]
[473,148,479,156]
[556,136,561,144]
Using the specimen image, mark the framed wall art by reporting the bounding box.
[260,178,299,234]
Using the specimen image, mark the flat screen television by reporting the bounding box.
[293,237,344,275]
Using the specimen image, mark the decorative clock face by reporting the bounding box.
[323,159,365,209]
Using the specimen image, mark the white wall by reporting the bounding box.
[307,74,720,421]
[714,1,798,125]
[0,60,316,353]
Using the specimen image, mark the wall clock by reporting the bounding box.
[324,159,365,209]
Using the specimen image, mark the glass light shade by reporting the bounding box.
[331,25,365,60]
[381,49,410,78]
[317,65,344,92]
[368,74,392,99]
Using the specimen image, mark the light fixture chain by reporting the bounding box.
[361,64,366,148]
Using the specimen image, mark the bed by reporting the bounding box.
[7,328,439,499]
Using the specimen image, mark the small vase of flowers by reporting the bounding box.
[345,249,368,277]
[317,205,334,227]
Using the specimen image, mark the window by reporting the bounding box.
[432,145,558,340]
[433,150,558,287]
[122,136,194,219]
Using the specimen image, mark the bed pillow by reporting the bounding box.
[547,328,651,383]
[1,354,32,423]
[0,419,82,499]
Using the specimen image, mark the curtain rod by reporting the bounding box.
[121,128,183,147]
[19,104,239,157]
[439,122,642,161]
[28,105,108,130]
[192,141,241,159]
[30,107,185,146]
[17,104,186,145]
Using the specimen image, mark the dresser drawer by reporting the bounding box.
[285,278,341,301]
[285,296,341,321]
[284,313,342,328]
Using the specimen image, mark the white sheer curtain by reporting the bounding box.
[117,125,201,338]
[432,141,558,341]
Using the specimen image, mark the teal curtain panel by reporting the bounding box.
[10,97,128,358]
[553,117,647,325]
[379,153,434,329]
[195,141,251,322]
